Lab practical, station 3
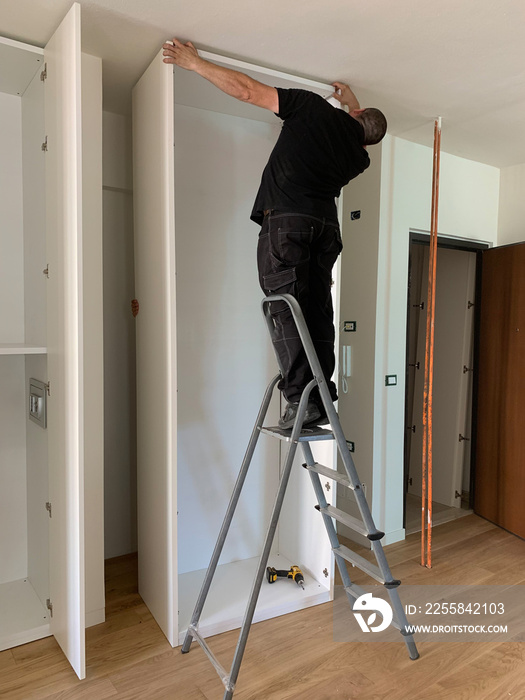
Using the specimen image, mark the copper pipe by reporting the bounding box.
[422,118,441,568]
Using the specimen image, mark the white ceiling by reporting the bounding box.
[1,0,524,167]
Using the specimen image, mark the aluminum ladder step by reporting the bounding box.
[259,426,334,442]
[316,504,384,541]
[303,461,354,489]
[334,544,400,588]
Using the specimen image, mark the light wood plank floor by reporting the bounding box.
[1,515,525,699]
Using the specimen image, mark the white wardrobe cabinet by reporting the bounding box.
[0,2,103,680]
[133,51,341,647]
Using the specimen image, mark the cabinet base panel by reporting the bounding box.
[0,578,51,651]
[177,552,331,646]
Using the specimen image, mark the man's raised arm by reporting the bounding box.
[163,39,279,113]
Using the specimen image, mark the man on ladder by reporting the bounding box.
[163,38,387,428]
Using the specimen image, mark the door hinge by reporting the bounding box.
[43,264,49,278]
[40,63,47,82]
[46,598,53,618]
[459,434,470,442]
[45,502,52,518]
[463,365,474,374]
[455,490,462,499]
[42,136,48,152]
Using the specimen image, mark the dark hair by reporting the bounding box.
[355,108,387,145]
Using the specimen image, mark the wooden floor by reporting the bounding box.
[1,514,525,699]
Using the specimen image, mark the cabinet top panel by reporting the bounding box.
[0,37,43,97]
[173,50,337,125]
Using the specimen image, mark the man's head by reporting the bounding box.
[349,107,387,146]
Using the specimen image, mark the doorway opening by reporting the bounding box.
[403,232,489,534]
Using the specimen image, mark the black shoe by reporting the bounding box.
[278,401,321,430]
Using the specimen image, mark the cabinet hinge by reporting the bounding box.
[42,136,48,152]
[40,63,47,82]
[45,502,52,518]
[44,381,50,397]
[46,598,53,618]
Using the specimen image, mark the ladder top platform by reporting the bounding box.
[259,426,334,442]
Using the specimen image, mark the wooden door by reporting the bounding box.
[45,2,85,679]
[475,242,525,538]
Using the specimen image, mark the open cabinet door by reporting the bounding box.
[44,3,86,678]
[132,51,178,645]
[475,241,525,539]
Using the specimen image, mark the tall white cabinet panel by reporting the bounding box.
[133,52,178,645]
[134,51,339,647]
[0,2,103,682]
[45,3,104,679]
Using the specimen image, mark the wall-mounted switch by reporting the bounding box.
[385,375,397,386]
[343,321,356,332]
[350,210,361,220]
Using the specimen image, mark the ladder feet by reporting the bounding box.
[384,579,401,589]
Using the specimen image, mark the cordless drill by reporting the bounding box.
[267,565,305,590]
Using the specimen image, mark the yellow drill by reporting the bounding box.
[267,565,305,590]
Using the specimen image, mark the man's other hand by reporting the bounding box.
[331,82,360,111]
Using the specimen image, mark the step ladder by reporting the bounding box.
[181,294,419,699]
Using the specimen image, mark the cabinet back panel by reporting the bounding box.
[0,356,28,583]
[174,104,281,575]
[0,92,25,343]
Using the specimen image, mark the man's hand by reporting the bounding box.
[331,82,360,112]
[161,37,278,112]
[163,38,203,71]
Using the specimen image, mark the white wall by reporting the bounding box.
[0,92,24,343]
[102,111,137,559]
[337,144,382,540]
[338,134,500,543]
[498,163,525,245]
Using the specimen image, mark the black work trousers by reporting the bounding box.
[257,212,342,405]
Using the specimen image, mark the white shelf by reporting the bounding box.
[0,578,51,651]
[178,553,331,645]
[0,344,46,355]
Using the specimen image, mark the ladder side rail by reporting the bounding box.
[224,381,317,700]
[181,373,280,653]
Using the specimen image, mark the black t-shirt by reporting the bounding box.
[251,88,370,224]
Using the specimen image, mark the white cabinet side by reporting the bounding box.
[81,51,104,629]
[132,51,177,645]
